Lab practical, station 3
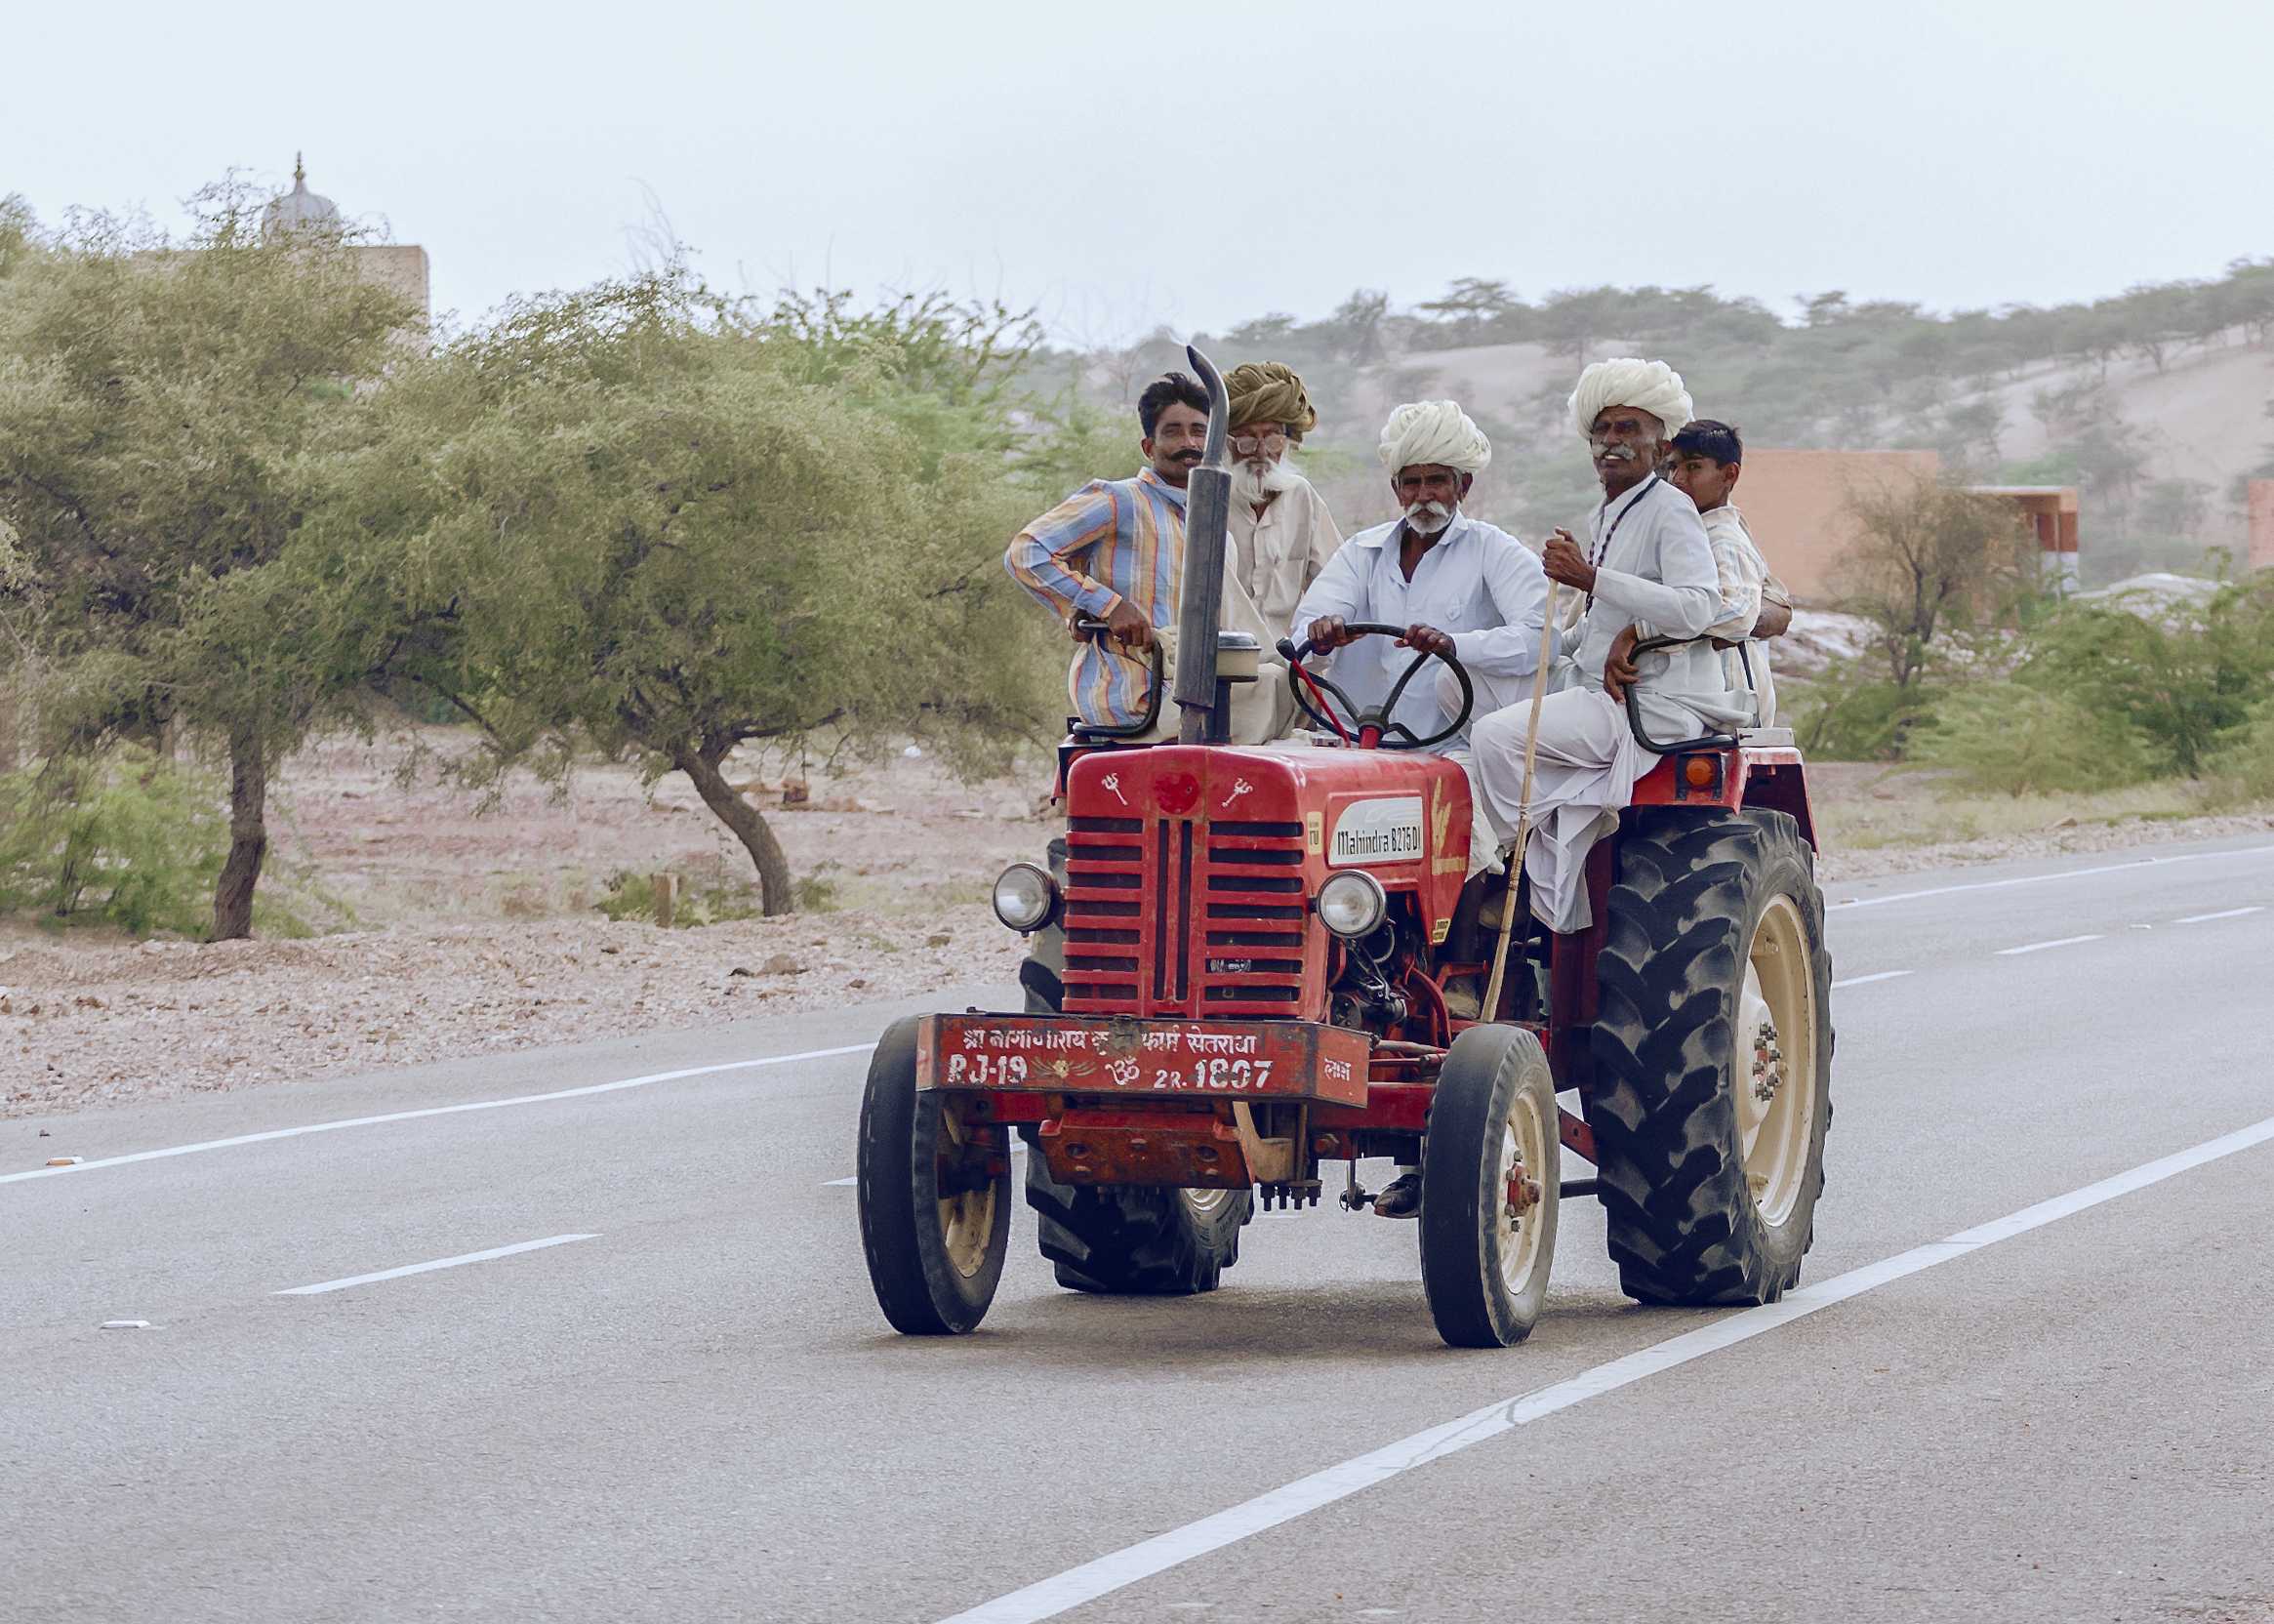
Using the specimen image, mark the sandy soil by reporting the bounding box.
[6,737,2267,1118]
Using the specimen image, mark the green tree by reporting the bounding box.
[0,183,416,938]
[2135,476,2213,539]
[1413,278,1523,348]
[348,270,1054,914]
[1534,287,1618,365]
[1935,398,2006,473]
[1834,475,2045,687]
[1011,378,1140,503]
[1319,288,1390,366]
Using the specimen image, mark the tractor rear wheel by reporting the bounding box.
[857,1015,1012,1334]
[1591,807,1833,1306]
[1018,967,1249,1295]
[1024,1149,1249,1295]
[1418,1025,1561,1347]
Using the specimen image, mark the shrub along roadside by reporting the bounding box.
[1807,575,2274,798]
[2206,700,2274,803]
[0,750,238,938]
[1909,682,2155,795]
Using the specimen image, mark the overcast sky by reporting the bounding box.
[10,0,2269,344]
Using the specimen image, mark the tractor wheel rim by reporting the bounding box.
[1497,1082,1549,1296]
[937,1180,996,1279]
[1180,1188,1234,1216]
[1738,894,1817,1228]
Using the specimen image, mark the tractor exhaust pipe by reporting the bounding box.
[1173,344,1233,745]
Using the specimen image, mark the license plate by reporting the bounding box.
[916,1015,1369,1107]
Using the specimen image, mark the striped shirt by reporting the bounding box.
[1005,467,1187,728]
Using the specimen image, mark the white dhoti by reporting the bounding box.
[1469,687,1646,933]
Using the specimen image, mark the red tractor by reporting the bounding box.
[858,347,1832,1348]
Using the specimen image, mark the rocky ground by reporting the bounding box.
[5,734,2268,1117]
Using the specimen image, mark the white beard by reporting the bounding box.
[1232,455,1304,509]
[1403,500,1456,535]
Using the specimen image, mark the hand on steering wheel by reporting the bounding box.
[1275,621,1474,750]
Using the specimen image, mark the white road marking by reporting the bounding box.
[1832,843,2274,911]
[274,1234,597,1296]
[2175,906,2265,925]
[1995,934,2104,956]
[1831,970,1913,989]
[827,1141,1026,1186]
[2,1044,878,1188]
[936,1110,2274,1624]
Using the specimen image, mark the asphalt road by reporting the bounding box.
[5,834,2272,1624]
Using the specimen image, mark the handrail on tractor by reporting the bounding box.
[1621,634,1741,754]
[1068,614,1164,740]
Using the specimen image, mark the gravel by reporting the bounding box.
[6,729,2266,1121]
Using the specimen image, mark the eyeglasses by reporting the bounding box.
[1230,433,1289,458]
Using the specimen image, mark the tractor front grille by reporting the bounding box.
[1200,822,1307,1014]
[1063,815,1310,1017]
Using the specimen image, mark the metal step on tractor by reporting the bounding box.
[857,345,1834,1349]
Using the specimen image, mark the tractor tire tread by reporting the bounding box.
[1025,1159,1245,1295]
[1589,807,1833,1307]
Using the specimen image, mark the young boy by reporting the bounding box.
[1663,419,1791,726]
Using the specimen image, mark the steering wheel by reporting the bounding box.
[1274,622,1474,751]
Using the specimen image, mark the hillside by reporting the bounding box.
[1069,267,2274,583]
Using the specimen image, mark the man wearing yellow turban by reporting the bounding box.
[1221,361,1344,636]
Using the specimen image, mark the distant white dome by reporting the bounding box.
[264,153,340,235]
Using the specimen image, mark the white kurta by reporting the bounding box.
[1700,502,1777,727]
[1288,511,1554,752]
[1230,477,1343,635]
[1471,475,1746,931]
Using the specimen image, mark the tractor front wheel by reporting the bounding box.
[1418,1025,1561,1348]
[857,1015,1012,1334]
[1591,807,1833,1306]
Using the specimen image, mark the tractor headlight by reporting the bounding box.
[1315,871,1388,940]
[992,863,1061,934]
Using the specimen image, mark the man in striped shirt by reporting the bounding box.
[1005,374,1210,730]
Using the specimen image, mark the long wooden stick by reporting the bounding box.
[1480,582,1561,1023]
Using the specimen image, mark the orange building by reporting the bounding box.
[2250,479,2274,572]
[1731,449,2080,600]
[1969,485,2081,589]
[1726,450,1935,601]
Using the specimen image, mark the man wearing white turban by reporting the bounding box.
[1289,400,1554,751]
[1292,400,1554,1220]
[1469,359,1752,934]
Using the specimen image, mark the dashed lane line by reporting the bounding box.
[932,1110,2274,1624]
[274,1234,598,1296]
[1831,970,1914,989]
[1831,842,2274,912]
[2,1045,879,1188]
[1996,934,2105,956]
[2175,906,2266,925]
